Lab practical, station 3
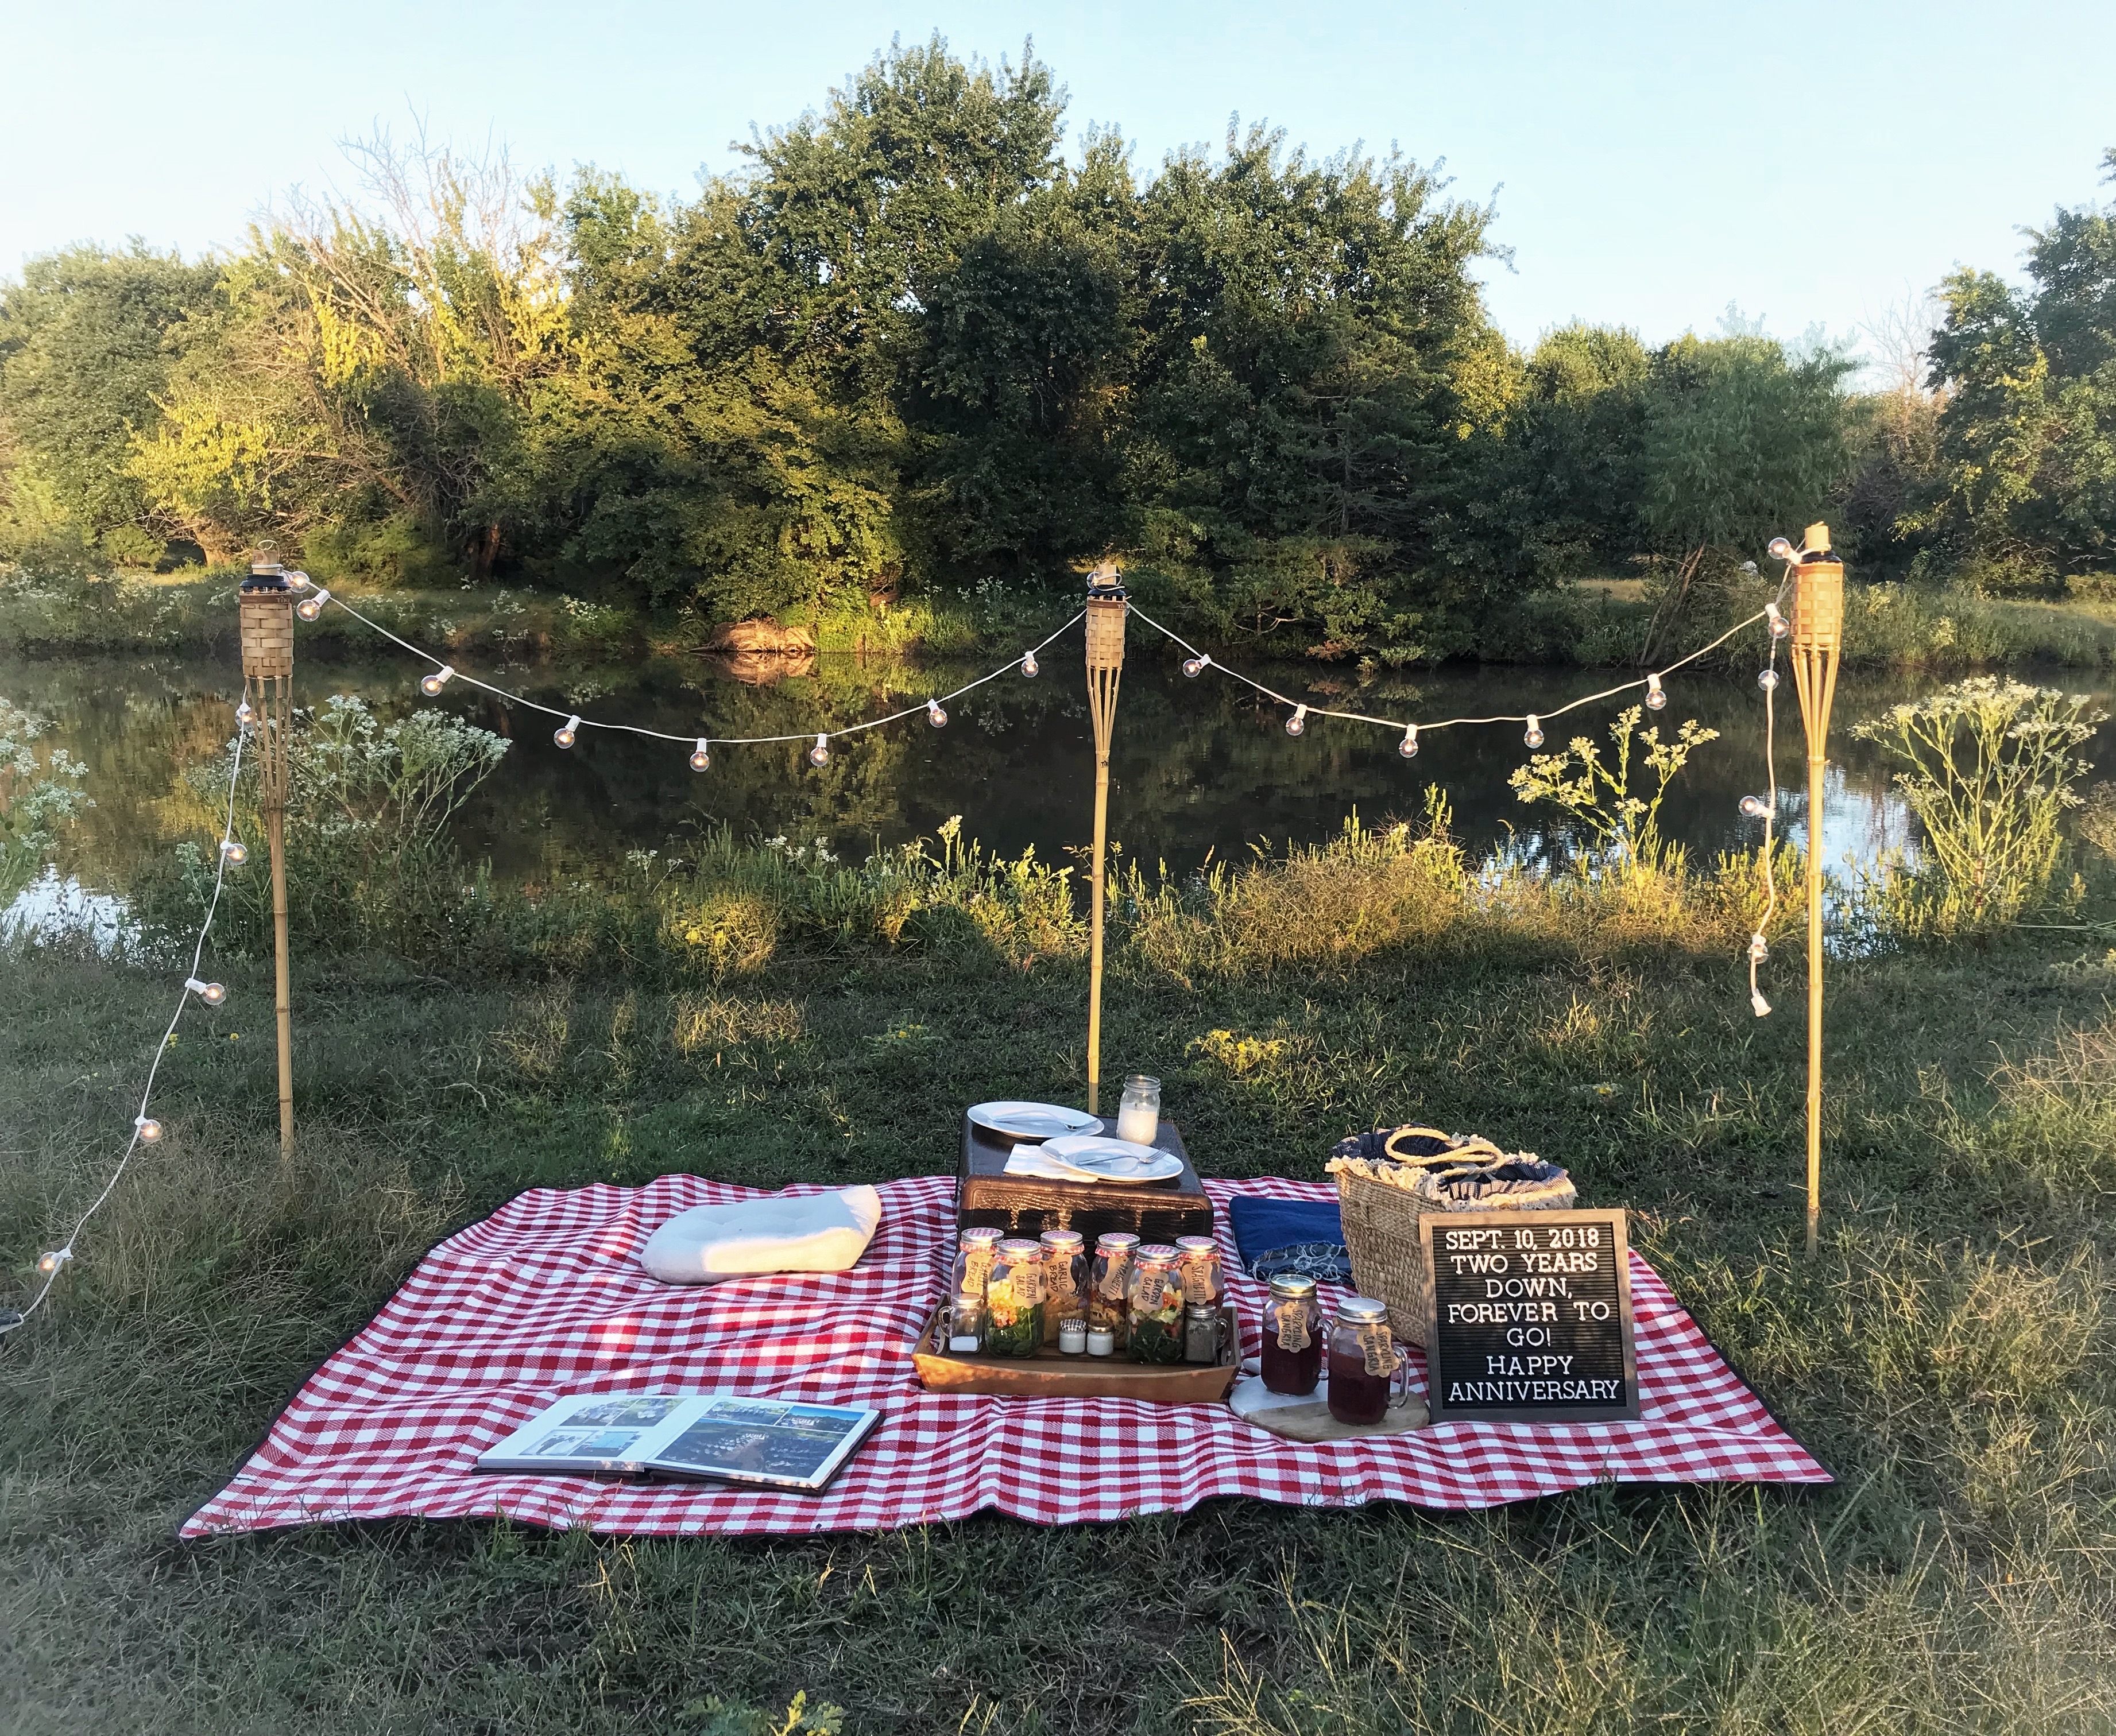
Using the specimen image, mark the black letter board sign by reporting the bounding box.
[1419,1208,1641,1424]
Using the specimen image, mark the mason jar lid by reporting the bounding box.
[1094,1231,1140,1251]
[1336,1295,1390,1323]
[1184,1301,1218,1318]
[1039,1228,1085,1250]
[1173,1236,1217,1256]
[961,1226,1005,1245]
[995,1238,1044,1259]
[1135,1243,1179,1261]
[1267,1273,1318,1298]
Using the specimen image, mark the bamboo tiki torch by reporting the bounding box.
[1785,523,1843,1255]
[238,557,297,1162]
[1082,565,1128,1115]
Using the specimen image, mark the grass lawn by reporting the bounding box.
[4,844,2115,1733]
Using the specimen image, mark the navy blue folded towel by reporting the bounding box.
[1226,1195,1351,1284]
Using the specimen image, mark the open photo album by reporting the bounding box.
[475,1392,881,1493]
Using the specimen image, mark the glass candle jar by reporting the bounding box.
[1260,1272,1322,1395]
[1127,1245,1186,1363]
[1039,1227,1087,1344]
[1325,1295,1409,1425]
[1173,1235,1221,1309]
[1115,1074,1162,1145]
[1089,1231,1140,1346]
[985,1239,1046,1358]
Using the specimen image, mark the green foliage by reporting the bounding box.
[1852,676,2103,936]
[0,698,91,906]
[1922,149,2116,576]
[1509,704,1720,872]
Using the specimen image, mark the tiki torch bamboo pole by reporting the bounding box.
[1787,523,1843,1257]
[239,562,297,1163]
[1083,576,1127,1116]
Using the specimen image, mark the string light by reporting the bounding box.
[1645,673,1667,711]
[1286,705,1307,737]
[284,571,312,592]
[1183,654,1211,678]
[1766,602,1790,640]
[1022,650,1039,677]
[809,733,831,767]
[554,715,580,749]
[927,699,948,728]
[1767,537,1796,562]
[235,700,253,726]
[1757,669,1780,692]
[296,587,331,622]
[3,723,247,1336]
[1524,715,1544,750]
[420,665,457,696]
[1740,795,1769,819]
[690,739,711,772]
[1398,724,1419,758]
[1747,933,1769,963]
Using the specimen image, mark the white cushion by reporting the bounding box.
[640,1185,883,1285]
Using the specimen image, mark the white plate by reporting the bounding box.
[1039,1133,1184,1183]
[968,1100,1104,1141]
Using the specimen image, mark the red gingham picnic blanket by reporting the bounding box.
[181,1175,1827,1537]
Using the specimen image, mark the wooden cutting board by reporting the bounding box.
[1227,1372,1429,1439]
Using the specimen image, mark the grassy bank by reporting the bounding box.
[5,822,2116,1733]
[16,561,2116,676]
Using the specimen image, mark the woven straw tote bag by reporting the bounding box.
[1326,1126,1575,1346]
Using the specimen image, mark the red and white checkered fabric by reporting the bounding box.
[182,1175,1828,1537]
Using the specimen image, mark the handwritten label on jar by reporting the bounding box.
[1012,1262,1045,1308]
[1047,1264,1080,1311]
[1097,1258,1131,1300]
[1273,1300,1312,1353]
[1181,1258,1217,1304]
[1355,1321,1401,1377]
[961,1245,994,1289]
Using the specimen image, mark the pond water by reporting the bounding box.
[6,636,2112,917]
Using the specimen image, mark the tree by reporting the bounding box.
[0,242,219,563]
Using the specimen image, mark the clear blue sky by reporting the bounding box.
[5,0,2111,358]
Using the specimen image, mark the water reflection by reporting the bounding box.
[5,644,2109,908]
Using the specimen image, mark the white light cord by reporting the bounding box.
[1749,578,1796,1016]
[2,722,249,1334]
[1127,604,1770,735]
[322,596,1085,749]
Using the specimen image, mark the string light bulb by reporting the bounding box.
[1740,795,1769,819]
[1747,932,1769,963]
[134,1116,162,1143]
[235,700,253,727]
[1757,668,1780,692]
[690,739,711,772]
[554,715,581,749]
[1768,536,1796,563]
[1398,724,1419,759]
[1021,650,1039,678]
[284,571,312,592]
[1645,673,1667,711]
[927,699,948,728]
[296,587,331,622]
[809,733,830,767]
[1286,705,1307,738]
[219,837,247,867]
[37,1247,71,1276]
[1766,602,1790,639]
[1524,715,1544,750]
[184,977,228,1006]
[1183,654,1211,678]
[420,665,457,696]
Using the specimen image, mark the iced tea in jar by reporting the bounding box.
[1325,1295,1408,1425]
[1260,1272,1322,1395]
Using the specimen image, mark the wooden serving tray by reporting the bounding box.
[911,1306,1240,1403]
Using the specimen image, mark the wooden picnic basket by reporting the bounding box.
[1326,1126,1577,1346]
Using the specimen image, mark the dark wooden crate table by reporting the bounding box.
[956,1110,1215,1246]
